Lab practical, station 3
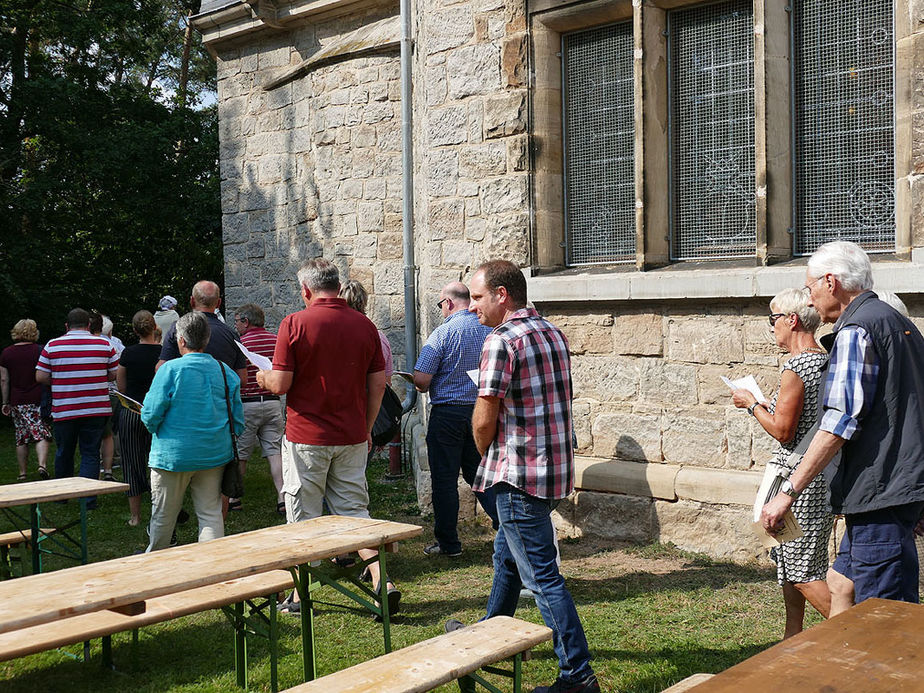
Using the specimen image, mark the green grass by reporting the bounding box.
[0,417,805,692]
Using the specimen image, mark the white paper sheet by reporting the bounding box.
[235,340,273,371]
[721,374,767,403]
[466,368,479,386]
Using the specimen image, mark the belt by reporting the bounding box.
[431,402,475,408]
[241,395,279,403]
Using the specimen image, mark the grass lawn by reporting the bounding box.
[0,416,807,692]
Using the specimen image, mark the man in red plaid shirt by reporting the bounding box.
[464,259,598,693]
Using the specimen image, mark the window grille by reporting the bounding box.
[793,0,895,255]
[563,22,635,265]
[669,1,755,260]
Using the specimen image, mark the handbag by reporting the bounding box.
[371,384,403,446]
[218,360,245,498]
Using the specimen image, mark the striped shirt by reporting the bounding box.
[414,310,492,405]
[472,308,574,500]
[36,330,119,421]
[240,327,277,398]
[819,326,880,440]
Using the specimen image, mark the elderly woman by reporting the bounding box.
[340,280,393,379]
[732,288,832,638]
[142,312,244,551]
[116,310,161,526]
[0,320,52,480]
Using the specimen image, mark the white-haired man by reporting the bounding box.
[762,241,924,609]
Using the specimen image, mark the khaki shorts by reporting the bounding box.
[281,439,369,523]
[237,400,284,459]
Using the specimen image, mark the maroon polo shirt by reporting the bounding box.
[273,297,385,446]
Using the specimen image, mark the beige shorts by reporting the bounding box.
[281,439,370,523]
[237,400,284,460]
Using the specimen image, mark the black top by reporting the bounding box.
[158,311,247,372]
[120,343,162,404]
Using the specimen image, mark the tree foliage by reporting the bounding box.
[0,0,221,344]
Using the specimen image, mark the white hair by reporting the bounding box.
[101,315,114,336]
[876,290,909,317]
[807,241,873,292]
[771,288,820,333]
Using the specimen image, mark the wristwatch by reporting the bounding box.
[780,479,800,500]
[747,402,759,416]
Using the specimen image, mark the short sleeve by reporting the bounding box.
[36,346,51,373]
[478,333,514,398]
[272,317,296,372]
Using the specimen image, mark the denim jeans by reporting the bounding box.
[484,484,593,683]
[427,404,499,552]
[53,416,107,507]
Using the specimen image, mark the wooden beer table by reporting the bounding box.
[0,477,129,574]
[0,515,422,684]
[688,598,924,692]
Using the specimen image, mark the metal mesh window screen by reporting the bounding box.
[563,23,635,265]
[793,0,895,255]
[669,1,755,260]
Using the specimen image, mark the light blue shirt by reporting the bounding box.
[414,310,492,405]
[142,352,244,472]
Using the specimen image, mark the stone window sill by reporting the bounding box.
[527,249,924,303]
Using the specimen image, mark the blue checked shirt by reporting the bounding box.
[820,326,880,440]
[414,310,493,405]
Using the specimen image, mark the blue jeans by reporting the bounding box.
[54,416,107,501]
[833,501,924,604]
[427,404,498,552]
[484,484,593,684]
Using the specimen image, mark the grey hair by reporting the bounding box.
[771,288,820,333]
[807,241,874,293]
[235,303,265,327]
[340,280,368,314]
[297,258,340,292]
[101,315,114,336]
[176,311,211,352]
[876,290,909,317]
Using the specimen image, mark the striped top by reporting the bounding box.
[240,327,278,398]
[36,330,119,421]
[472,308,574,500]
[414,310,492,405]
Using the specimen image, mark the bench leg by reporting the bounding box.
[234,601,247,689]
[294,564,316,682]
[30,503,41,575]
[101,635,113,670]
[377,544,391,654]
[269,592,278,693]
[462,653,525,693]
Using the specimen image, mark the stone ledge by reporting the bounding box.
[575,455,761,507]
[529,256,924,304]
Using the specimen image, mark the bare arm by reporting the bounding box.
[472,395,500,456]
[116,366,128,393]
[235,368,248,385]
[760,430,846,531]
[0,366,9,414]
[365,370,387,434]
[413,370,433,393]
[732,369,804,443]
[35,369,51,386]
[256,369,294,395]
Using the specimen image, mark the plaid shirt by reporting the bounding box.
[472,308,574,500]
[820,325,880,440]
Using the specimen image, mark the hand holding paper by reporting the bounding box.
[722,374,766,404]
[235,340,273,371]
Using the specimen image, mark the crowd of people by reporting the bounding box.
[1,241,923,693]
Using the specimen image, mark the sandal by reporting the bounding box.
[276,501,286,517]
[277,592,301,615]
[373,581,401,621]
[17,474,27,481]
[228,498,243,512]
[38,467,49,480]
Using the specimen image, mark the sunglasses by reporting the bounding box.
[436,298,448,310]
[768,313,786,326]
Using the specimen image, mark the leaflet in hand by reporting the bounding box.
[721,374,766,403]
[235,340,273,371]
[113,390,143,415]
[752,462,803,547]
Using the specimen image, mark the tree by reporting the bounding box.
[0,0,221,343]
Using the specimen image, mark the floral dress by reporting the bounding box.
[767,351,833,585]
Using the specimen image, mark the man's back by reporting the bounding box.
[418,310,492,405]
[274,297,384,446]
[159,312,247,373]
[37,331,118,421]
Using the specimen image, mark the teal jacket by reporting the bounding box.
[141,352,244,472]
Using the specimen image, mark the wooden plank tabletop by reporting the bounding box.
[689,599,924,693]
[0,514,421,635]
[0,478,130,507]
[286,616,553,693]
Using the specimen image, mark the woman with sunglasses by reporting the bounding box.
[731,287,832,639]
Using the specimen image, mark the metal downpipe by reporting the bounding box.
[400,0,418,415]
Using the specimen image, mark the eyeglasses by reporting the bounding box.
[436,298,448,310]
[768,313,786,326]
[802,276,824,295]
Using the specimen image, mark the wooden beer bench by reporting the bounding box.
[283,616,552,693]
[0,527,57,578]
[0,570,294,689]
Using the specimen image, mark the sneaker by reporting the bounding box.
[102,472,115,482]
[423,543,462,558]
[278,592,301,614]
[532,674,600,693]
[444,618,466,633]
